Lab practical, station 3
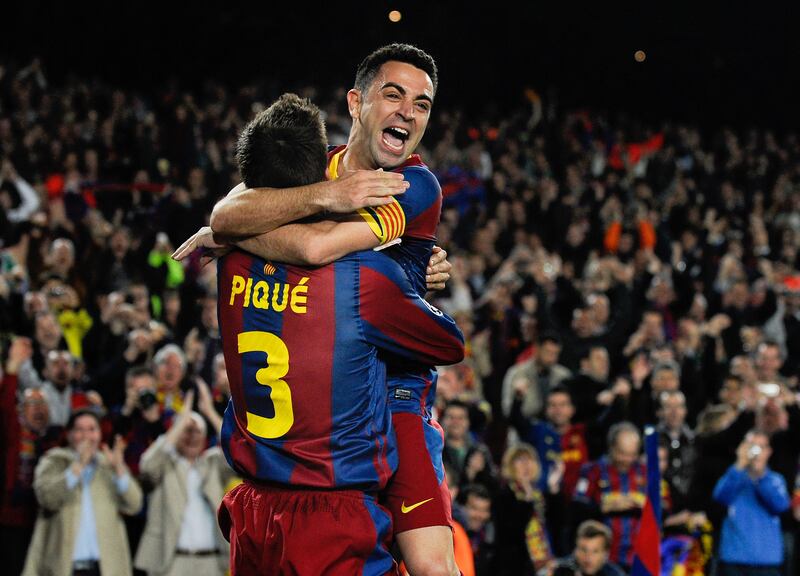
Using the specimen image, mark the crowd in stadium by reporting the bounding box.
[1,53,799,576]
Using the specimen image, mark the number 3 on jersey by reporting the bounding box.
[238,331,294,439]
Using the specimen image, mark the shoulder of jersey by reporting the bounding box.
[393,154,427,171]
[395,163,441,192]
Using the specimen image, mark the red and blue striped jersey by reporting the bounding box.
[328,146,445,416]
[327,145,441,299]
[217,248,464,491]
[574,456,647,567]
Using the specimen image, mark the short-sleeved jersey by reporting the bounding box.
[327,146,445,415]
[217,248,464,492]
[573,457,647,567]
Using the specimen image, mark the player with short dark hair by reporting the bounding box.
[235,93,328,189]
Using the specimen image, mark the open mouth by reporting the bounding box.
[382,126,409,151]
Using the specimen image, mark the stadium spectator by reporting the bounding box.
[134,387,231,576]
[18,348,82,426]
[501,331,571,420]
[493,442,562,575]
[152,344,187,417]
[459,483,496,576]
[442,399,498,493]
[1,47,800,574]
[713,430,790,575]
[0,337,63,575]
[549,520,625,576]
[573,422,645,571]
[656,390,696,512]
[22,409,143,576]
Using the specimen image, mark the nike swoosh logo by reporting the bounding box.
[400,498,434,514]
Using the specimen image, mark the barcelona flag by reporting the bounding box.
[631,426,662,576]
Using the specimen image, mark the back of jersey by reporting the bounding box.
[217,249,396,491]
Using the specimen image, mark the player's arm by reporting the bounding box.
[232,166,442,263]
[231,214,379,265]
[358,253,465,366]
[172,224,452,291]
[208,170,409,237]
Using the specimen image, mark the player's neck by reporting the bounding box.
[339,145,374,173]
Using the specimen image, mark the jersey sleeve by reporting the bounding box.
[356,166,442,244]
[357,251,464,366]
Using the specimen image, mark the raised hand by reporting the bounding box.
[5,336,33,375]
[102,434,128,476]
[547,459,565,494]
[194,377,215,418]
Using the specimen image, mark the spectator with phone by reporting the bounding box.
[713,430,790,576]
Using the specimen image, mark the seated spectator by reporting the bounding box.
[134,384,231,576]
[22,409,143,576]
[549,520,625,576]
[459,483,496,576]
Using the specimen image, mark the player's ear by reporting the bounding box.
[346,89,361,119]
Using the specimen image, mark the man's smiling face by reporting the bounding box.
[349,60,434,169]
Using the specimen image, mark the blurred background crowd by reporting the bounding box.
[0,50,798,576]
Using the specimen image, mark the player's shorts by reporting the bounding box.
[382,411,453,534]
[218,480,398,576]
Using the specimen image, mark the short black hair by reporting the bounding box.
[440,398,471,419]
[546,385,572,401]
[236,93,327,189]
[125,364,154,385]
[354,43,438,96]
[459,482,491,505]
[67,408,102,431]
[538,330,562,346]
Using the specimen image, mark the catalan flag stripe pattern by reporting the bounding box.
[357,198,406,244]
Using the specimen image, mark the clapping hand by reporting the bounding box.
[101,435,128,477]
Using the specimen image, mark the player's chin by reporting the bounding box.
[377,141,407,166]
[375,156,405,171]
